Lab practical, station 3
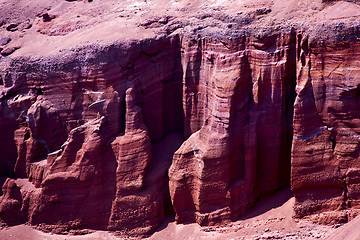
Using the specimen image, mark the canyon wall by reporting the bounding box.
[292,32,360,223]
[0,26,359,235]
[0,36,184,235]
[169,32,296,224]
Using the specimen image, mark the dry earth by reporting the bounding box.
[1,0,360,57]
[0,188,350,239]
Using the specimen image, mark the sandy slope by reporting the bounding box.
[326,215,360,240]
[0,188,340,239]
[1,0,360,57]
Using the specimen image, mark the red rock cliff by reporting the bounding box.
[0,0,360,236]
[292,32,360,224]
[0,36,184,235]
[169,32,296,225]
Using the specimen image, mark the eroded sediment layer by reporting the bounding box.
[0,36,184,235]
[292,33,360,224]
[0,30,298,234]
[169,32,296,225]
[0,1,360,234]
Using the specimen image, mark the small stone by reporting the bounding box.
[1,46,20,56]
[158,17,168,24]
[23,20,32,29]
[0,37,11,46]
[333,223,341,228]
[42,13,56,22]
[6,23,18,32]
[255,8,271,15]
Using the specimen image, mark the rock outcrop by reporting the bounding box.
[0,0,360,236]
[291,32,360,223]
[169,33,296,225]
[0,35,184,235]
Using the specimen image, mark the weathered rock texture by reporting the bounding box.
[169,33,296,225]
[0,0,360,237]
[291,32,360,224]
[0,36,184,235]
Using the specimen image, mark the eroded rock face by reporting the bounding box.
[0,179,24,225]
[0,36,184,235]
[291,34,360,223]
[0,18,359,237]
[169,33,296,224]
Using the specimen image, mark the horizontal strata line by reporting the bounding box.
[89,99,106,107]
[337,127,360,140]
[293,126,360,141]
[293,126,328,141]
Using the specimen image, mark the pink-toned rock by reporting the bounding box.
[108,87,158,233]
[0,0,360,235]
[0,179,24,225]
[291,36,360,222]
[169,33,296,225]
[0,35,183,235]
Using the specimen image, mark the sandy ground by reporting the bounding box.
[1,0,360,57]
[0,188,344,239]
[326,215,360,240]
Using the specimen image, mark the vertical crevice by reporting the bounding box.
[119,96,126,133]
[183,38,203,138]
[341,176,348,211]
[162,35,184,137]
[228,49,252,184]
[134,35,185,225]
[163,174,176,217]
[160,36,184,220]
[297,34,302,60]
[331,138,336,150]
[24,131,30,141]
[278,30,297,188]
[343,179,348,205]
